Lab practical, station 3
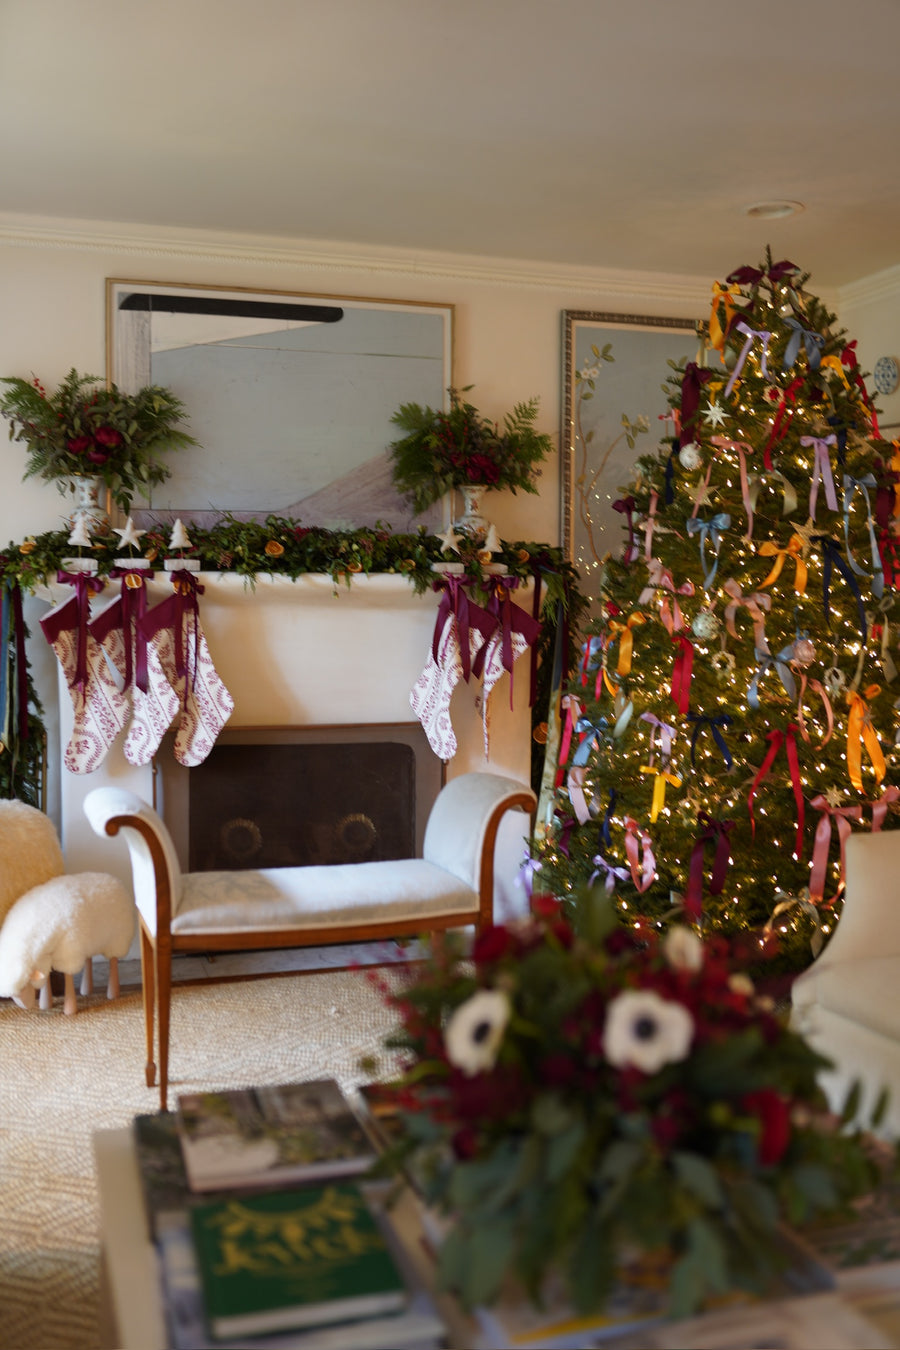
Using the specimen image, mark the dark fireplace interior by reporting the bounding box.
[155,723,444,873]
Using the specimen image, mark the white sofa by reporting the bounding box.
[84,771,536,1109]
[790,829,900,1137]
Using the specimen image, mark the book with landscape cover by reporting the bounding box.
[188,1182,409,1340]
[176,1078,377,1192]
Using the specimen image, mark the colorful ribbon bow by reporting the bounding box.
[608,611,647,676]
[723,321,772,398]
[590,854,630,893]
[757,534,808,594]
[812,535,868,644]
[726,259,799,288]
[809,794,863,905]
[783,317,825,371]
[612,496,639,564]
[722,577,771,652]
[685,813,734,921]
[802,434,838,517]
[687,712,733,769]
[748,723,805,859]
[639,561,695,634]
[639,763,682,823]
[842,472,885,599]
[624,816,656,893]
[846,684,886,792]
[686,512,730,589]
[140,569,205,706]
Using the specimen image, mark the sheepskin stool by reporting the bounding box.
[0,799,134,1015]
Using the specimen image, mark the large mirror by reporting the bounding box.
[106,280,454,532]
[561,310,705,606]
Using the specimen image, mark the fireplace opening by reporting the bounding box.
[154,723,444,873]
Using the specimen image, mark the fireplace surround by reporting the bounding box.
[33,571,536,947]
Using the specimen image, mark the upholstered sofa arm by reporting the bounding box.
[803,830,900,973]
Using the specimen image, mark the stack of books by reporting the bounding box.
[133,1078,446,1350]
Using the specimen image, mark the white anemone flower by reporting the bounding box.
[444,989,511,1076]
[663,926,704,973]
[604,989,694,1074]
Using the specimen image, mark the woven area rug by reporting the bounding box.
[0,965,406,1350]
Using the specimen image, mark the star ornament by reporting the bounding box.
[113,517,146,552]
[436,525,463,555]
[823,786,845,808]
[703,399,729,428]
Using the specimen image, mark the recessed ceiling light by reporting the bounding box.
[742,201,805,220]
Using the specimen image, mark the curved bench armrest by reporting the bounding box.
[423,772,536,924]
[83,788,182,938]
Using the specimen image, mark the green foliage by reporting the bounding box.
[389,387,552,515]
[0,368,198,513]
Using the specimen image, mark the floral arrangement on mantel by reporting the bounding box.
[0,368,197,513]
[364,889,894,1320]
[388,387,553,514]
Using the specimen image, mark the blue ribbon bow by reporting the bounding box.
[686,512,731,589]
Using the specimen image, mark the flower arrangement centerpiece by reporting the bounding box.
[388,387,552,531]
[0,368,197,517]
[367,889,891,1320]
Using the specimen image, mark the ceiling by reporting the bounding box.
[2,0,900,291]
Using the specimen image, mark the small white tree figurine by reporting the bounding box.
[164,518,200,571]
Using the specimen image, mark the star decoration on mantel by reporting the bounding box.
[702,399,729,428]
[436,525,463,554]
[113,517,146,552]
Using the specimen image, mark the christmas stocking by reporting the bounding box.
[475,624,535,758]
[141,571,235,766]
[410,587,498,760]
[410,611,464,760]
[89,574,180,767]
[40,575,130,774]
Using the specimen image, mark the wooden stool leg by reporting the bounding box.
[139,926,157,1089]
[13,984,36,1010]
[63,971,77,1016]
[106,956,120,1000]
[38,976,52,1010]
[80,959,94,997]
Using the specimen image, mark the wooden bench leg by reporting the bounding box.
[80,959,94,996]
[106,956,120,1000]
[139,927,157,1090]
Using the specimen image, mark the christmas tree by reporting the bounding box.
[536,252,899,973]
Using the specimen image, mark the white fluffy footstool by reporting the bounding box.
[0,800,134,1014]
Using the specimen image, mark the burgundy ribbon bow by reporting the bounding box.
[431,574,497,682]
[679,363,716,447]
[474,577,542,707]
[685,812,734,921]
[89,568,151,693]
[47,568,105,691]
[141,569,205,706]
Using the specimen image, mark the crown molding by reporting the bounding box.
[0,212,708,309]
[838,263,900,310]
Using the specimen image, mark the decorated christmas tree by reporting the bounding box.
[535,252,899,973]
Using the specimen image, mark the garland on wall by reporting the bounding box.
[0,514,585,802]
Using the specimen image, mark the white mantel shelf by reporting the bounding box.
[35,570,537,927]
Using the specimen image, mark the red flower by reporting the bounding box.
[540,1052,577,1087]
[741,1089,792,1166]
[86,447,111,465]
[452,1126,480,1160]
[93,425,123,448]
[66,435,93,456]
[472,925,513,965]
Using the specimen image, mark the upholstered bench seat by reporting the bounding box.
[171,860,480,935]
[84,771,536,1108]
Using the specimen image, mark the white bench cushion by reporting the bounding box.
[170,858,479,935]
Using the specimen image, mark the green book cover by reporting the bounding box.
[189,1181,408,1340]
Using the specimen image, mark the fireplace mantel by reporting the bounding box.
[33,571,537,927]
